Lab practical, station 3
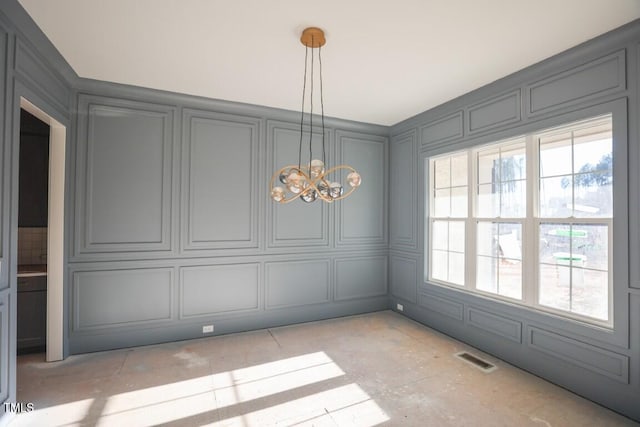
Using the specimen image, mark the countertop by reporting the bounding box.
[17,264,47,277]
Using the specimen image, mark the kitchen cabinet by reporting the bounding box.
[17,273,46,353]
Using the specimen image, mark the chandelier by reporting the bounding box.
[270,27,361,204]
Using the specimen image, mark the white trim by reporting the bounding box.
[425,114,613,328]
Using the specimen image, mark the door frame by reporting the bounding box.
[19,97,65,362]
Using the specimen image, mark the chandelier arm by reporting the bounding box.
[319,43,326,167]
[270,165,301,204]
[298,45,309,170]
[322,164,358,176]
[327,185,357,201]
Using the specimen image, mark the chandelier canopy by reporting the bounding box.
[270,27,361,204]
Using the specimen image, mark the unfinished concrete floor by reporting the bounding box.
[13,311,639,426]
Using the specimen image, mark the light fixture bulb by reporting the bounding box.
[347,171,361,187]
[310,159,325,179]
[271,186,285,202]
[287,171,304,193]
[317,182,330,197]
[301,190,318,203]
[279,170,290,185]
[329,182,343,199]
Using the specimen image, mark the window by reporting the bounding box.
[430,153,467,285]
[426,115,613,326]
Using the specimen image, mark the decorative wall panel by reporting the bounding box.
[420,111,463,148]
[335,256,387,301]
[183,110,259,250]
[265,259,330,308]
[75,96,175,254]
[390,255,417,303]
[267,121,329,248]
[467,90,521,134]
[336,131,387,247]
[527,50,625,116]
[389,130,417,249]
[528,326,629,383]
[180,263,259,318]
[0,24,6,288]
[466,307,522,343]
[418,292,463,321]
[73,268,174,330]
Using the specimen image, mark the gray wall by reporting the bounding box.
[0,1,75,420]
[1,0,640,422]
[0,0,389,419]
[67,83,389,354]
[389,20,640,421]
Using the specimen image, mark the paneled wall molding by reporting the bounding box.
[181,108,261,252]
[526,50,626,117]
[265,258,331,309]
[389,254,418,303]
[267,120,331,249]
[69,295,389,354]
[395,296,639,420]
[419,280,629,350]
[0,23,7,289]
[335,130,388,247]
[179,262,260,319]
[420,110,464,148]
[0,296,8,404]
[14,37,71,113]
[334,255,388,301]
[418,291,463,321]
[466,306,522,344]
[0,3,77,85]
[2,0,640,421]
[393,20,640,135]
[527,326,629,384]
[633,42,640,290]
[389,129,417,250]
[74,94,177,257]
[466,89,522,135]
[71,267,175,332]
[75,78,390,136]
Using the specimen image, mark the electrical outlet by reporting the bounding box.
[396,303,404,312]
[202,325,214,334]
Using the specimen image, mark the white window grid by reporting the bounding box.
[426,114,613,328]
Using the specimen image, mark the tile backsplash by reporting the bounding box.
[18,227,47,265]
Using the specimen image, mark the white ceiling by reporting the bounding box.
[18,0,640,126]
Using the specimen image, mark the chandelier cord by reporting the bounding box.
[319,43,326,167]
[308,35,314,171]
[270,27,361,204]
[298,45,309,170]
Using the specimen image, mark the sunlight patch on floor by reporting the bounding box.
[13,398,95,426]
[16,351,386,426]
[211,383,389,427]
[213,353,345,407]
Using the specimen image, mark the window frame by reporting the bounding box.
[425,113,618,329]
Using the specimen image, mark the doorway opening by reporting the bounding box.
[18,98,65,362]
[17,108,49,355]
